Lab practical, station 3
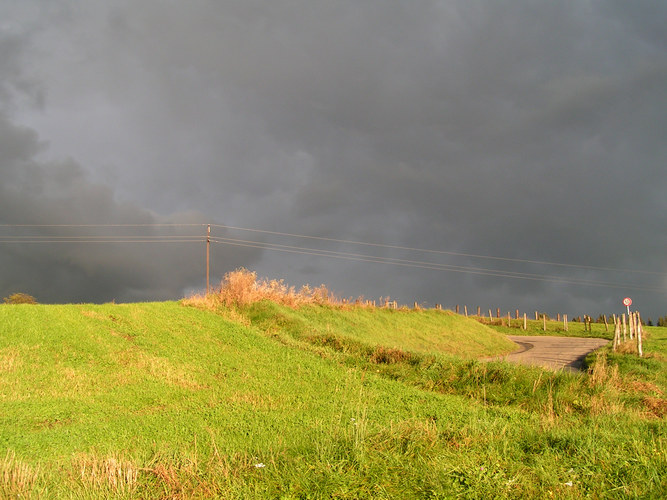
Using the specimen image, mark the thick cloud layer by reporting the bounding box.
[0,109,261,302]
[1,1,665,316]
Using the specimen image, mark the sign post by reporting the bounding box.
[623,297,632,316]
[623,297,633,339]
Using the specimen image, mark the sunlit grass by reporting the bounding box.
[0,293,665,498]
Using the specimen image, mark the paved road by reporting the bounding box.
[500,335,609,372]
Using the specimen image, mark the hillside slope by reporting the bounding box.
[0,301,664,498]
[242,301,517,359]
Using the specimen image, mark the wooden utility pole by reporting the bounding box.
[206,224,211,294]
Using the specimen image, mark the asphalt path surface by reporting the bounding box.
[500,335,610,372]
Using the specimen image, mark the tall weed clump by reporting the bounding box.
[1,451,42,497]
[187,268,338,309]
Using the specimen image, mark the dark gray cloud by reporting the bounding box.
[1,1,665,316]
[0,26,260,302]
[0,109,261,303]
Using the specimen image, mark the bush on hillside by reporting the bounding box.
[203,268,338,308]
[3,292,38,304]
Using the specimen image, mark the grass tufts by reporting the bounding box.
[1,451,40,497]
[72,454,139,495]
[370,346,417,365]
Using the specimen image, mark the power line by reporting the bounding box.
[0,239,204,244]
[1,221,663,293]
[210,223,659,276]
[0,223,206,228]
[0,235,204,240]
[210,237,665,293]
[1,221,659,276]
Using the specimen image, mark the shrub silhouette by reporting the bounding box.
[3,293,37,304]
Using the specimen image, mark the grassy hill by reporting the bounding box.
[0,298,665,498]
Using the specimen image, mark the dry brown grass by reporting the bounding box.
[0,348,20,373]
[186,268,343,309]
[1,451,40,497]
[72,454,139,495]
[370,346,416,364]
[588,352,620,388]
[616,341,639,355]
[642,396,667,418]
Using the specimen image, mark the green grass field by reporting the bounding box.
[0,301,665,498]
[471,314,615,339]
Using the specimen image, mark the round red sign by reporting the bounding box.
[623,297,632,306]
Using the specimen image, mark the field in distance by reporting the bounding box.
[0,276,665,498]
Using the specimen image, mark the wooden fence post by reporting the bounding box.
[456,304,459,314]
[535,311,539,320]
[477,306,481,316]
[515,309,519,320]
[543,314,547,331]
[622,314,627,342]
[464,305,468,317]
[636,312,643,357]
[603,315,609,333]
[564,314,568,332]
[523,313,527,331]
[613,317,620,351]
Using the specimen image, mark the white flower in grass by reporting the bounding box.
[254,463,266,468]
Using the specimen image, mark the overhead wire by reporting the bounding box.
[209,236,665,293]
[210,223,659,276]
[1,221,659,276]
[1,222,663,293]
[0,223,207,228]
[0,239,204,244]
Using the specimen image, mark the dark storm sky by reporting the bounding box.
[1,1,665,318]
